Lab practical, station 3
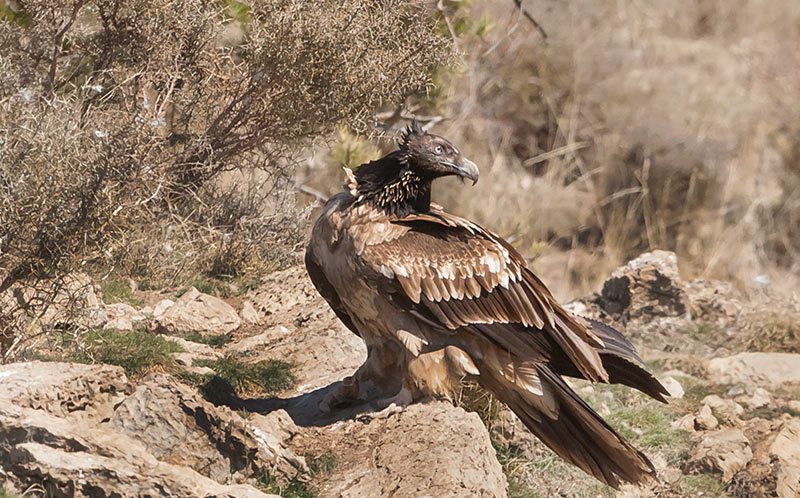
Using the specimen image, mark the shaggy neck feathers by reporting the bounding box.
[353,151,431,216]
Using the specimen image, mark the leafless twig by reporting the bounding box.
[293,178,329,204]
[511,0,547,41]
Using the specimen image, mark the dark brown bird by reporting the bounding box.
[305,122,669,489]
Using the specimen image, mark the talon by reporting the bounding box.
[373,386,413,411]
[363,402,406,420]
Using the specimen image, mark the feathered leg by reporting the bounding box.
[319,341,404,412]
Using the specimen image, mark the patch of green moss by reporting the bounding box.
[676,474,726,497]
[100,279,144,307]
[0,3,32,27]
[306,450,337,476]
[257,469,315,498]
[69,329,183,377]
[649,355,710,377]
[176,370,239,406]
[223,0,252,26]
[177,356,294,405]
[195,357,295,395]
[742,405,781,420]
[176,276,225,297]
[784,405,800,417]
[677,378,735,409]
[683,322,719,342]
[178,331,231,347]
[176,274,261,298]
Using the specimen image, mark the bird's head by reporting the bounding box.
[399,121,479,185]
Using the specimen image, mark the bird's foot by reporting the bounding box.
[363,387,414,420]
[318,375,366,414]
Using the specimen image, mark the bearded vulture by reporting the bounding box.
[305,122,669,488]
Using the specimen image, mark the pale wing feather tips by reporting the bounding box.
[354,211,608,382]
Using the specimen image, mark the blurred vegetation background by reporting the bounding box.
[302,0,800,301]
[2,0,800,356]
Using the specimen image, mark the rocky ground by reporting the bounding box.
[0,251,798,497]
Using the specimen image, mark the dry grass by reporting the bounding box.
[302,0,800,301]
[740,302,800,353]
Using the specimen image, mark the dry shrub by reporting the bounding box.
[740,304,800,353]
[0,0,452,359]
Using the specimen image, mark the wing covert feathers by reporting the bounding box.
[355,208,608,382]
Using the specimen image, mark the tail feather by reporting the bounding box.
[585,318,670,402]
[545,317,670,403]
[603,354,669,403]
[479,361,658,489]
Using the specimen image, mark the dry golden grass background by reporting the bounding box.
[303,0,800,301]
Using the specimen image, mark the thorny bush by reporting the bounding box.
[0,0,452,360]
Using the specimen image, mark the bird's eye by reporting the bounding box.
[433,144,444,155]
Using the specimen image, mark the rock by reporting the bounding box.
[599,250,689,319]
[671,414,696,432]
[111,374,299,483]
[162,335,222,360]
[0,362,278,497]
[7,439,276,498]
[787,400,800,414]
[64,272,102,309]
[694,404,719,430]
[684,279,742,326]
[248,267,321,320]
[687,428,752,481]
[240,300,262,325]
[660,376,684,399]
[2,272,102,328]
[152,298,175,317]
[702,395,744,423]
[171,352,197,367]
[736,387,772,409]
[0,361,131,421]
[105,302,145,321]
[770,418,800,498]
[102,302,146,330]
[156,287,240,334]
[249,410,309,476]
[708,353,800,386]
[79,302,147,331]
[185,365,216,376]
[307,401,507,498]
[103,315,133,331]
[247,267,366,394]
[225,326,291,355]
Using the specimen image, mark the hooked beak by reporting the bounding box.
[453,157,480,185]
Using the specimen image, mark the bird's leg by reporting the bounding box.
[319,344,396,413]
[318,374,366,413]
[364,383,415,420]
[373,384,414,410]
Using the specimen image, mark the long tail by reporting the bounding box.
[478,359,658,489]
[542,317,670,403]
